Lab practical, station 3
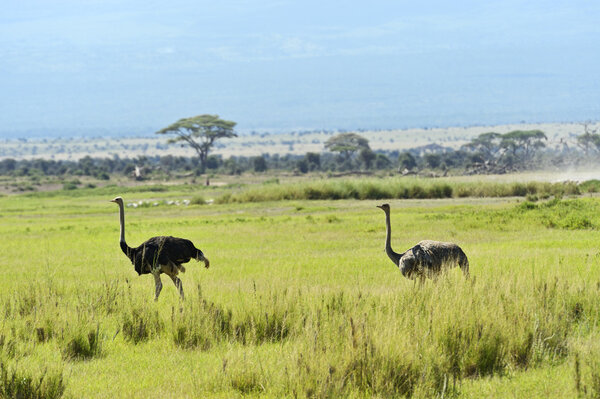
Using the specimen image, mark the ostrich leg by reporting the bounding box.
[169,275,185,300]
[153,273,163,301]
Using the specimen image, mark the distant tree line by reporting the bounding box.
[1,126,599,180]
[0,152,388,179]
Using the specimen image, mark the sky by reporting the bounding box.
[1,0,599,138]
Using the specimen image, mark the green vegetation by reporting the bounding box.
[0,363,65,399]
[2,180,600,397]
[4,124,600,186]
[216,177,582,203]
[3,126,600,190]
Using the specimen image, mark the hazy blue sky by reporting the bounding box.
[1,0,599,137]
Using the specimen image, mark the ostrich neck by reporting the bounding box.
[117,201,133,258]
[383,210,402,266]
[118,202,126,244]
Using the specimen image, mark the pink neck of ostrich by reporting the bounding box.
[117,200,126,243]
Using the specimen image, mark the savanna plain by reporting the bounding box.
[2,176,600,398]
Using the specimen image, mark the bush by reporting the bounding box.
[579,179,600,193]
[190,195,206,205]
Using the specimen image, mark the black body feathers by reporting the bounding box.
[120,236,204,275]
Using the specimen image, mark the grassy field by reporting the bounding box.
[2,178,600,398]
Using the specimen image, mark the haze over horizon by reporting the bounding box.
[1,1,599,139]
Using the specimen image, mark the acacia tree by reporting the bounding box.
[156,114,237,172]
[575,123,600,156]
[462,130,547,171]
[397,152,417,171]
[499,130,547,165]
[324,133,370,161]
[358,147,377,169]
[463,132,503,162]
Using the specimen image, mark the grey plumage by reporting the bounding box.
[377,203,469,279]
[111,196,210,300]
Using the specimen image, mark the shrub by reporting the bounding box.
[95,172,110,180]
[190,195,206,205]
[214,193,231,204]
[580,179,600,193]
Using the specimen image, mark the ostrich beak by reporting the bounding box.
[376,205,383,209]
[203,257,210,269]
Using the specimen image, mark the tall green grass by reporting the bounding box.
[2,190,600,397]
[0,363,65,399]
[573,334,600,398]
[215,177,582,203]
[1,266,597,397]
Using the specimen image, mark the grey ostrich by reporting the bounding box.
[377,203,469,279]
[110,196,210,300]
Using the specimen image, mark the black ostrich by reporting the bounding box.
[377,203,469,279]
[110,196,209,300]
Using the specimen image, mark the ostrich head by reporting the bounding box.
[376,203,390,212]
[110,196,124,205]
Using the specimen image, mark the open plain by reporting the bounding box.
[2,176,600,397]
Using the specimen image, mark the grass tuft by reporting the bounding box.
[0,363,66,399]
[121,307,164,344]
[172,297,233,350]
[62,325,102,360]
